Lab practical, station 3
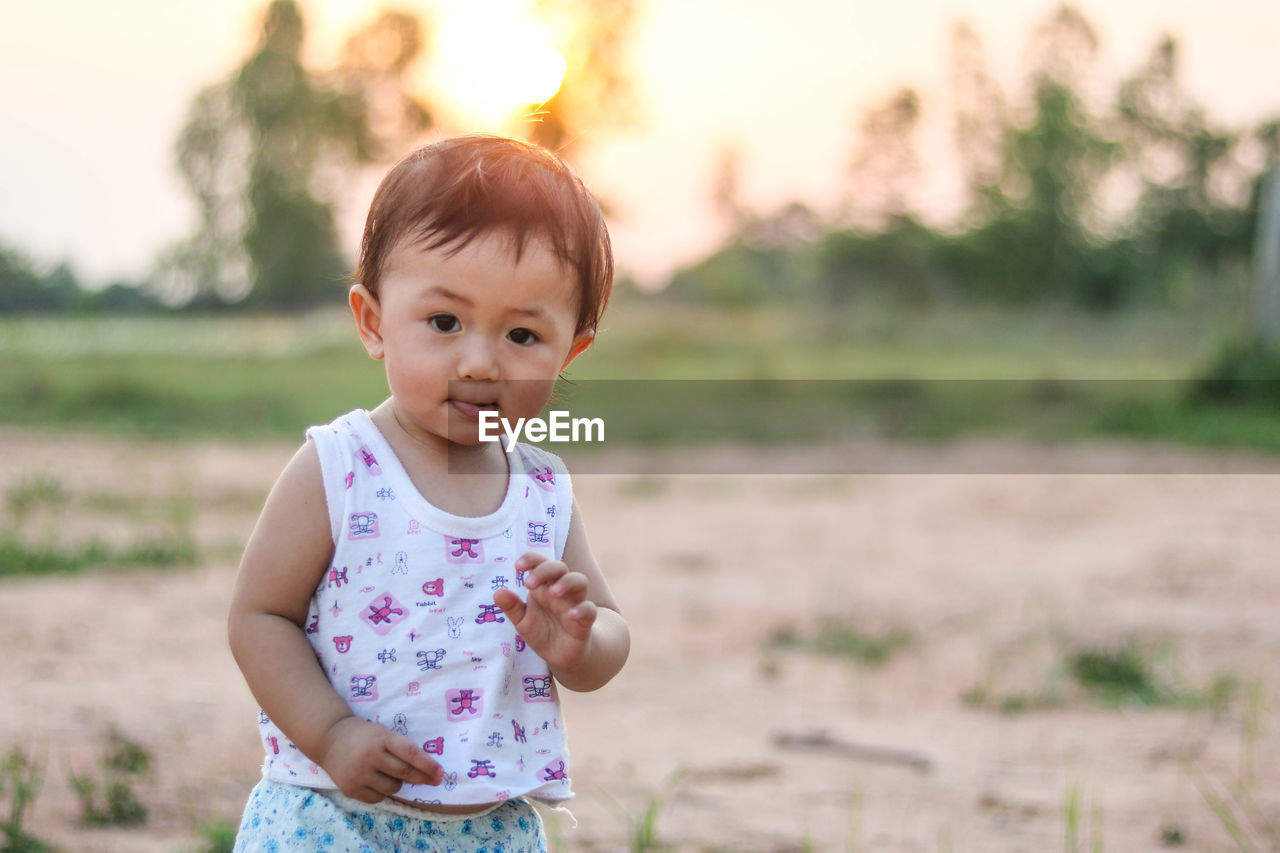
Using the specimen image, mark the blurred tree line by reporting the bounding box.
[4,3,1275,318]
[0,245,157,314]
[667,6,1280,314]
[0,0,634,314]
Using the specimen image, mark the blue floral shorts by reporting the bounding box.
[233,779,547,853]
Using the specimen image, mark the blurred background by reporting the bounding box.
[2,0,1280,445]
[3,1,1280,851]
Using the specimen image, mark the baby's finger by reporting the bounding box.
[493,587,526,623]
[514,551,551,574]
[380,754,434,786]
[368,771,405,798]
[549,571,589,602]
[386,736,443,785]
[349,779,394,803]
[524,559,568,590]
[562,598,598,636]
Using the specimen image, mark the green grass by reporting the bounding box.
[1068,644,1167,707]
[1,747,53,853]
[767,618,912,667]
[197,821,237,853]
[965,637,1241,714]
[595,769,685,853]
[5,475,67,519]
[587,295,1220,381]
[2,475,200,579]
[69,731,152,828]
[1181,678,1279,851]
[0,343,385,440]
[0,535,197,578]
[2,300,1277,453]
[1066,642,1240,711]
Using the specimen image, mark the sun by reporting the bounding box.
[430,2,567,128]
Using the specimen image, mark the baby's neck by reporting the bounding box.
[370,401,511,517]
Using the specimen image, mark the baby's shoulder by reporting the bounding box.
[274,437,325,496]
[512,443,572,492]
[249,438,332,559]
[513,442,569,474]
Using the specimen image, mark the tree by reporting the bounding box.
[0,244,78,313]
[673,4,1277,313]
[711,144,747,231]
[951,6,1122,305]
[160,0,432,310]
[1115,35,1251,302]
[947,21,1007,222]
[843,87,924,229]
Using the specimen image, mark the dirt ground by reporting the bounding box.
[1,429,1278,852]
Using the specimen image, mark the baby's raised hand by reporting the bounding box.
[493,552,597,672]
[318,716,443,803]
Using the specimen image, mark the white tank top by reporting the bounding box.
[257,408,574,805]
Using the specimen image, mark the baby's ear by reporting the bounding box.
[350,284,385,360]
[561,329,595,371]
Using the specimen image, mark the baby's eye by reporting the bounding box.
[428,314,460,333]
[507,328,539,345]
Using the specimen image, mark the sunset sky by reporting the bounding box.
[1,0,1278,289]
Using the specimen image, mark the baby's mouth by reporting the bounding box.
[448,399,499,420]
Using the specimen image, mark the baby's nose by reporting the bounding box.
[457,335,499,380]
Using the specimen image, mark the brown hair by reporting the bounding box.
[354,135,613,335]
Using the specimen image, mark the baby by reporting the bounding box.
[227,135,630,851]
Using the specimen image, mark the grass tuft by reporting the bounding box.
[966,637,1239,714]
[597,769,685,853]
[0,535,197,578]
[69,731,152,828]
[5,476,68,521]
[1,747,54,853]
[769,619,911,667]
[197,821,237,853]
[1068,644,1165,707]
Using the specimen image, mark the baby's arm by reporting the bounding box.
[227,441,442,802]
[494,498,630,692]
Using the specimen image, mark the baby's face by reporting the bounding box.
[359,230,591,449]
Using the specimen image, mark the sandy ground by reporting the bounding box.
[1,429,1278,852]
